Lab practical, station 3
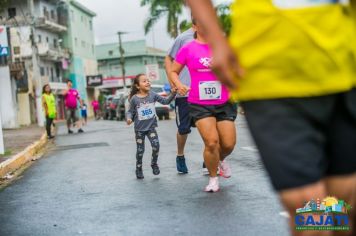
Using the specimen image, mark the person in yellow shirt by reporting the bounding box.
[187,0,356,235]
[42,84,56,139]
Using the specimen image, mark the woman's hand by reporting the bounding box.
[127,119,133,125]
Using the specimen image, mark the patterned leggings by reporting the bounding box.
[135,129,160,168]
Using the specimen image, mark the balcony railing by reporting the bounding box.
[12,43,70,62]
[37,43,70,61]
[35,17,67,33]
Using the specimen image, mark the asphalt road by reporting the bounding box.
[0,116,290,236]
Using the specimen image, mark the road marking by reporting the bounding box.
[240,146,258,152]
[279,211,290,218]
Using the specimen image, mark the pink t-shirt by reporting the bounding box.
[65,89,79,109]
[175,40,229,105]
[92,100,99,111]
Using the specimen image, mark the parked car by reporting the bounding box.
[151,84,171,120]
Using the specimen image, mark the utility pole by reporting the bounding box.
[117,31,127,94]
[28,0,44,127]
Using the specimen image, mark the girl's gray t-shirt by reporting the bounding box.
[126,91,176,131]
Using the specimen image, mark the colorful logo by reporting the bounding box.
[295,197,352,231]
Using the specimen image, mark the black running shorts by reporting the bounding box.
[242,89,356,191]
[189,102,237,125]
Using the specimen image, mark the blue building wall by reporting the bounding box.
[70,57,88,101]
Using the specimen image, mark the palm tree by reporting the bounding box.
[216,3,232,36]
[141,0,184,39]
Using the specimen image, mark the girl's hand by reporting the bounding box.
[127,119,133,125]
[171,87,178,93]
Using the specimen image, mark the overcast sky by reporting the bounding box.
[76,0,231,51]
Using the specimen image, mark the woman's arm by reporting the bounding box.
[42,96,48,116]
[170,62,190,96]
[186,0,242,89]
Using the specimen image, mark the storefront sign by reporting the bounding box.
[87,75,103,87]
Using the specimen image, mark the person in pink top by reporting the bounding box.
[91,99,100,120]
[63,79,84,134]
[171,18,237,192]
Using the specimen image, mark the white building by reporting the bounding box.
[0,0,70,126]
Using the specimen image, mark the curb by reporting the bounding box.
[0,133,48,179]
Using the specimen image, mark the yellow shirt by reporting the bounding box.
[42,93,56,119]
[229,0,356,101]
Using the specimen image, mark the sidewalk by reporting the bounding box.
[0,125,44,164]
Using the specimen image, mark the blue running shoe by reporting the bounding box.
[176,156,188,174]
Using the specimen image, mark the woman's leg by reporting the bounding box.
[46,116,52,137]
[217,120,236,161]
[147,129,160,166]
[135,131,146,168]
[195,117,220,177]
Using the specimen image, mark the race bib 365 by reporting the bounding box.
[138,103,156,121]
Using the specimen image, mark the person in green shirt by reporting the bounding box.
[42,84,56,139]
[187,1,356,235]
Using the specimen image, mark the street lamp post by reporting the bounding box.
[117,31,127,94]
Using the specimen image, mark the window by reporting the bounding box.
[38,35,42,43]
[53,39,57,48]
[81,15,84,22]
[108,50,113,56]
[46,67,49,76]
[13,47,20,55]
[71,10,75,21]
[56,67,60,77]
[92,45,94,54]
[50,10,55,20]
[81,40,85,48]
[40,67,45,76]
[8,8,16,18]
[46,37,49,43]
[43,7,49,19]
[75,37,78,46]
[50,68,54,81]
[89,20,92,30]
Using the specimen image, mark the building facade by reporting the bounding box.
[0,0,98,126]
[96,40,168,93]
[62,0,98,117]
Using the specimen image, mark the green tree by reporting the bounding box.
[0,0,9,13]
[216,3,232,36]
[141,0,184,39]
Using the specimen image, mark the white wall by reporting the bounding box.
[0,66,18,128]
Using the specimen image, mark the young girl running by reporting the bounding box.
[171,19,237,192]
[126,74,177,179]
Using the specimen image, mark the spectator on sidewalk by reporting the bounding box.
[91,99,100,120]
[42,84,56,139]
[63,80,84,134]
[81,101,88,125]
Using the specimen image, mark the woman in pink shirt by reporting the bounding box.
[171,19,237,192]
[91,99,100,120]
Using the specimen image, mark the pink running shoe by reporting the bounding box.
[219,160,232,178]
[204,177,219,192]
